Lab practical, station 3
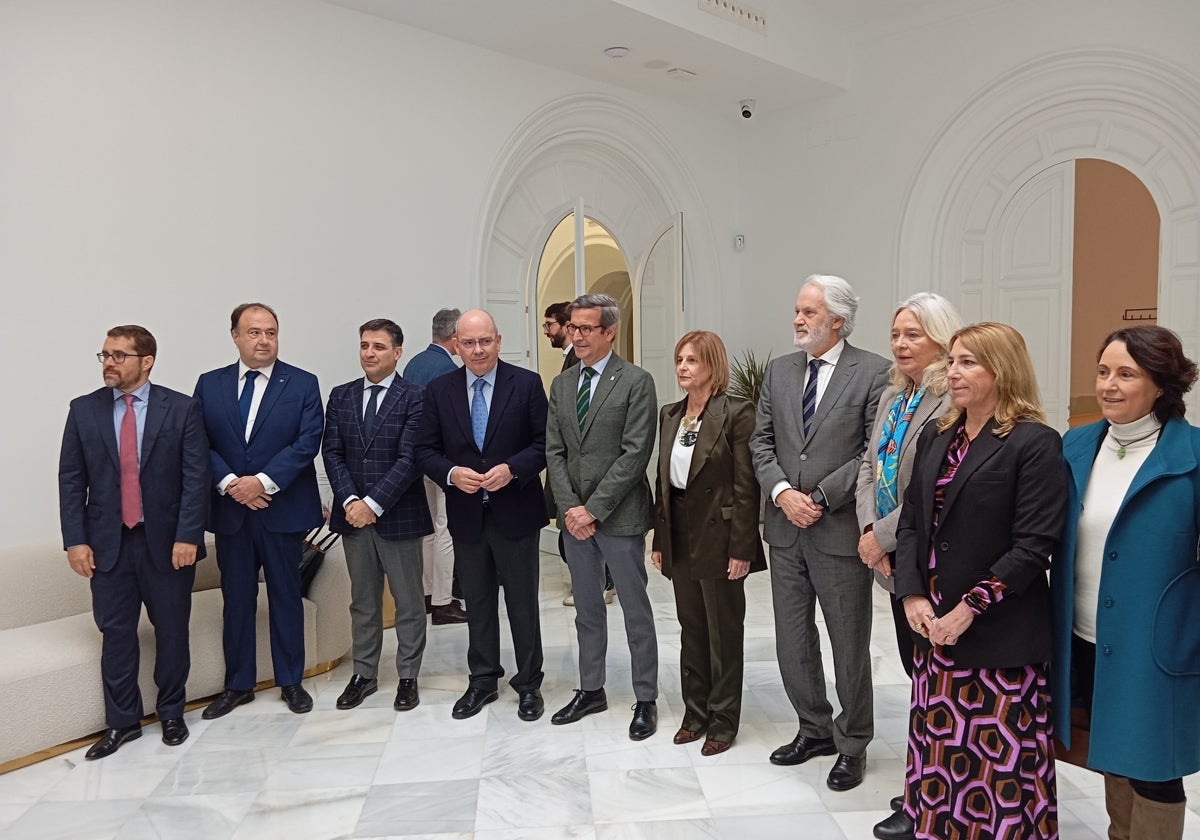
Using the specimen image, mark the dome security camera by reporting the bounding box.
[739,99,755,119]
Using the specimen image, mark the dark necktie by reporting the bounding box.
[238,370,260,433]
[119,394,141,528]
[471,378,488,449]
[802,358,824,437]
[364,384,384,433]
[577,366,597,432]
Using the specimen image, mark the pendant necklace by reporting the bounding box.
[1109,428,1159,459]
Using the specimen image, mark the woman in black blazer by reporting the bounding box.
[651,330,766,756]
[893,322,1067,840]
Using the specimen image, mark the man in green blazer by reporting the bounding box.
[545,293,659,741]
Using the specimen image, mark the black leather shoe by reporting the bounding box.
[769,733,836,766]
[394,679,420,711]
[336,675,378,710]
[161,718,188,746]
[827,753,866,791]
[551,688,608,725]
[280,683,313,714]
[202,689,255,720]
[452,686,498,719]
[517,689,544,721]
[85,724,142,760]
[873,809,915,840]
[628,701,657,741]
[889,795,904,812]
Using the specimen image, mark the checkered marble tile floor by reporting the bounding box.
[4,549,1200,839]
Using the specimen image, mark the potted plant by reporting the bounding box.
[728,349,770,407]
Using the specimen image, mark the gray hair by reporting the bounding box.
[431,308,460,342]
[804,274,858,339]
[568,293,620,328]
[889,292,964,395]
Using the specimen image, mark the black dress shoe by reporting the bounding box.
[336,675,378,710]
[873,809,915,840]
[85,724,142,760]
[452,686,498,719]
[202,688,255,720]
[827,753,866,791]
[628,701,657,741]
[161,718,189,746]
[394,679,420,711]
[551,688,608,725]
[769,733,836,766]
[431,600,468,625]
[280,683,313,714]
[517,689,544,721]
[889,795,904,812]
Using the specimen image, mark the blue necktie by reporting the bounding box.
[471,378,488,450]
[239,370,260,432]
[364,384,383,433]
[802,358,823,437]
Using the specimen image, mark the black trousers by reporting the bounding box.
[453,508,544,692]
[90,525,195,728]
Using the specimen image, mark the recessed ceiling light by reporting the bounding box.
[667,68,697,81]
[603,46,631,59]
[643,59,670,70]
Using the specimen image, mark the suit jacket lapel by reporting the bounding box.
[1121,418,1193,515]
[366,379,405,448]
[790,353,809,445]
[1064,422,1105,504]
[899,390,946,464]
[249,366,288,445]
[139,385,168,471]
[93,390,121,471]
[806,349,856,442]
[222,363,242,438]
[482,363,514,452]
[581,354,624,439]
[937,419,1003,526]
[660,398,685,486]
[688,394,725,484]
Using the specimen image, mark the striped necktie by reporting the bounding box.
[802,358,824,437]
[577,366,597,432]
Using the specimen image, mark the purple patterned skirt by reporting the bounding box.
[904,644,1058,839]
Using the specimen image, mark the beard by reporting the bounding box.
[793,319,831,353]
[549,332,566,349]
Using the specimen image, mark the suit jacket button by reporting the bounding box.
[939,541,950,551]
[705,488,713,495]
[1104,597,1114,607]
[362,457,368,463]
[708,519,716,526]
[1102,645,1113,655]
[607,501,615,509]
[800,454,808,461]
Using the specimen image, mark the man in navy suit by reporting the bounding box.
[193,303,324,718]
[415,309,549,721]
[402,307,467,626]
[324,318,433,712]
[59,325,210,759]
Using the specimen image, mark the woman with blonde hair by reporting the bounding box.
[894,322,1066,839]
[651,330,766,756]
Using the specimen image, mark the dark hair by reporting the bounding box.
[360,318,404,348]
[1099,325,1197,422]
[230,302,278,332]
[107,324,157,358]
[544,301,571,326]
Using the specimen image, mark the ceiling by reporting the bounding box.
[322,0,1012,118]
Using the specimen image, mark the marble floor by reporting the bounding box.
[4,549,1200,839]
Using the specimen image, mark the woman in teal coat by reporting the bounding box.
[1052,325,1200,839]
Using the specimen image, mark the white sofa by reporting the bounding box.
[0,538,351,766]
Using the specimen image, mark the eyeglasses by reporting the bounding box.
[541,321,557,331]
[457,338,496,351]
[564,323,604,337]
[97,351,146,364]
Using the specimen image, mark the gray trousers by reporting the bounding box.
[342,526,425,680]
[770,530,874,756]
[563,530,658,702]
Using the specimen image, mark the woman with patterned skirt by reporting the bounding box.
[894,322,1067,839]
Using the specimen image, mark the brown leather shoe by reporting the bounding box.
[431,600,468,625]
[700,738,732,756]
[673,727,704,745]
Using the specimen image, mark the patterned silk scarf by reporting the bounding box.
[875,386,926,518]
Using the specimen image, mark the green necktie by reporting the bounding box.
[576,366,597,432]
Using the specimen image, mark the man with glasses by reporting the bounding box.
[415,309,549,721]
[545,293,660,740]
[59,325,210,758]
[193,303,325,719]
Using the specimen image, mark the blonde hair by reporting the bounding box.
[887,292,962,396]
[674,330,730,397]
[937,322,1046,438]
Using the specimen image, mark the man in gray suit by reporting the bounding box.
[750,275,889,791]
[545,293,659,741]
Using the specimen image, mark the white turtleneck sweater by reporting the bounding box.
[1073,412,1162,641]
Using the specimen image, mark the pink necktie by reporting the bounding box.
[120,394,142,528]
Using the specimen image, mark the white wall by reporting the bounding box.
[737,0,1200,362]
[0,0,742,548]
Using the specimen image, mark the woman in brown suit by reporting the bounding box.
[651,330,766,756]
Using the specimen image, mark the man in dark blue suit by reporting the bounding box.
[323,318,433,712]
[192,303,324,718]
[415,309,549,721]
[402,307,467,625]
[59,325,210,759]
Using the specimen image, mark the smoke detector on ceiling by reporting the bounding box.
[603,46,631,59]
